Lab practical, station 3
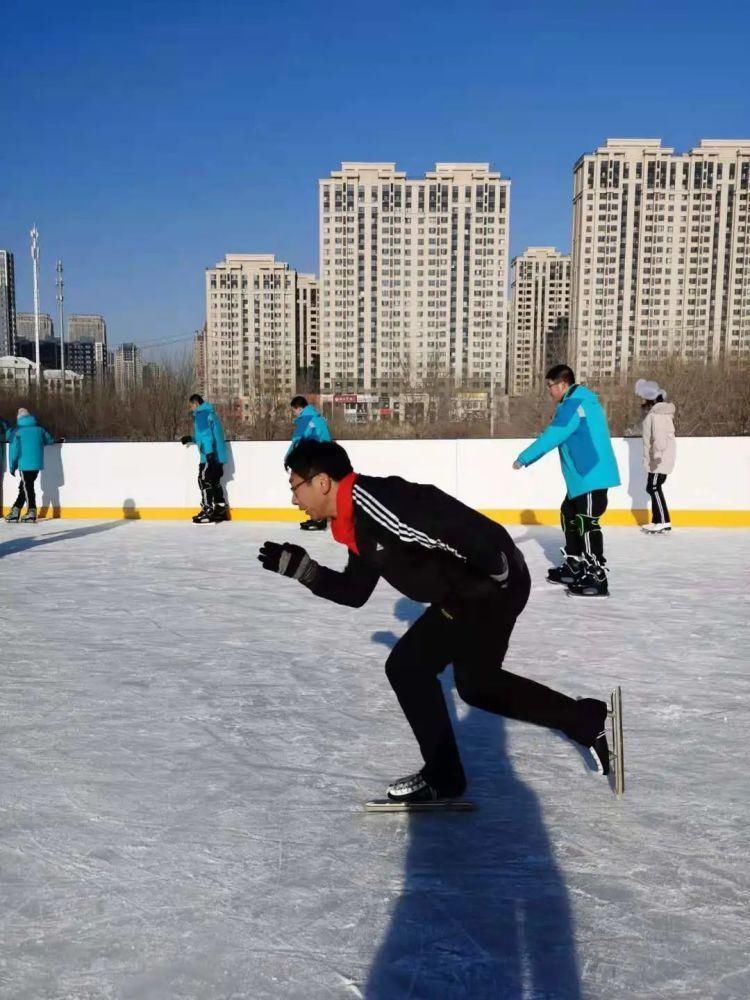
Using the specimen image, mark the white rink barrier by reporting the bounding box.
[1,437,748,526]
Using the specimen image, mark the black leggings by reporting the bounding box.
[646,473,670,525]
[13,470,39,511]
[560,489,608,563]
[384,570,583,794]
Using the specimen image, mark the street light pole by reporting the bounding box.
[30,225,41,387]
[56,259,65,389]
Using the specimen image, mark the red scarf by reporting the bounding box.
[330,471,359,554]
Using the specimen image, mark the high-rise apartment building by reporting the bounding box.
[296,273,319,381]
[509,247,570,395]
[319,162,510,397]
[194,324,207,393]
[0,250,17,356]
[570,138,750,380]
[114,343,143,393]
[17,312,54,341]
[68,314,107,344]
[204,253,298,407]
[66,340,108,382]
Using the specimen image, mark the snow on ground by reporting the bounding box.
[1,518,749,1000]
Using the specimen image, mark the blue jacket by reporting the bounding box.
[288,405,331,457]
[190,401,228,464]
[9,414,56,473]
[516,384,620,498]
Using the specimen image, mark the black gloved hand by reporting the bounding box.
[180,435,192,445]
[258,541,317,585]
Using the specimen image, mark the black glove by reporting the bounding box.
[180,435,192,445]
[258,541,318,585]
[56,437,65,444]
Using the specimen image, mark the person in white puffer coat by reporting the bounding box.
[634,379,676,534]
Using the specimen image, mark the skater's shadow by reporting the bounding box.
[624,437,649,527]
[0,520,127,559]
[367,598,582,999]
[514,521,562,567]
[39,444,64,519]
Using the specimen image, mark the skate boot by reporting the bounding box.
[209,504,228,523]
[21,508,37,523]
[192,509,212,524]
[567,557,609,597]
[386,769,466,804]
[642,522,671,534]
[5,507,20,523]
[574,698,610,775]
[547,549,585,586]
[300,518,327,531]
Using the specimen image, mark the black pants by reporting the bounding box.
[561,489,608,563]
[14,470,39,511]
[198,459,226,510]
[384,568,584,794]
[646,473,670,525]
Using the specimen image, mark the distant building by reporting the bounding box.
[114,343,143,393]
[44,369,84,394]
[0,250,17,356]
[66,340,109,382]
[16,337,61,371]
[17,312,54,342]
[68,314,107,345]
[142,361,162,386]
[0,355,36,391]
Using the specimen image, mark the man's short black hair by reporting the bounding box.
[545,364,575,386]
[290,395,308,409]
[285,440,352,481]
[189,393,204,404]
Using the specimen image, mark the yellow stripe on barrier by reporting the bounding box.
[2,506,749,527]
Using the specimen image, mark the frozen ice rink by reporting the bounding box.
[1,519,749,1000]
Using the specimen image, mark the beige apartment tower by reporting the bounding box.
[570,138,750,380]
[319,162,510,399]
[68,314,107,344]
[204,254,299,407]
[296,273,319,377]
[509,247,570,395]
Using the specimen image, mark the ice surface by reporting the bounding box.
[1,519,749,999]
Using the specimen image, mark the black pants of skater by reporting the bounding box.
[14,470,39,511]
[561,489,608,563]
[646,473,670,525]
[384,567,587,794]
[198,458,226,510]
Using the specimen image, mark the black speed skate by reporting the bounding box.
[192,509,212,524]
[547,549,585,586]
[567,559,609,597]
[209,505,228,523]
[365,771,475,812]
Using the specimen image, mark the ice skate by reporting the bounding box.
[365,770,474,812]
[192,509,213,524]
[21,508,37,523]
[642,522,671,534]
[300,518,327,531]
[5,507,21,523]
[547,549,585,585]
[567,558,609,597]
[209,505,229,523]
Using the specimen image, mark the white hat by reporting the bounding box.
[17,407,30,418]
[634,379,665,401]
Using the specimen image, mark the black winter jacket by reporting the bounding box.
[304,474,528,615]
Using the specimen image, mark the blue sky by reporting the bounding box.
[1,0,748,354]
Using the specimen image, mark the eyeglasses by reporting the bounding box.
[546,380,562,390]
[290,474,317,495]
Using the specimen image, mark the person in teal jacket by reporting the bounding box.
[6,408,60,523]
[513,365,620,597]
[180,395,229,523]
[288,396,332,531]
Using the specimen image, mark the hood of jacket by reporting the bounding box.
[651,401,675,416]
[563,383,599,407]
[17,414,39,428]
[194,401,216,416]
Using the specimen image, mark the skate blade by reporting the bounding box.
[607,686,625,797]
[365,799,476,813]
[566,589,609,598]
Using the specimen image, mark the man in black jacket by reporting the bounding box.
[259,440,611,804]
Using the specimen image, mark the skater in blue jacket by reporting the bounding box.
[514,365,620,597]
[180,395,229,523]
[288,396,332,531]
[6,408,61,523]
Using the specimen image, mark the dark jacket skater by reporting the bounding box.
[259,441,611,804]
